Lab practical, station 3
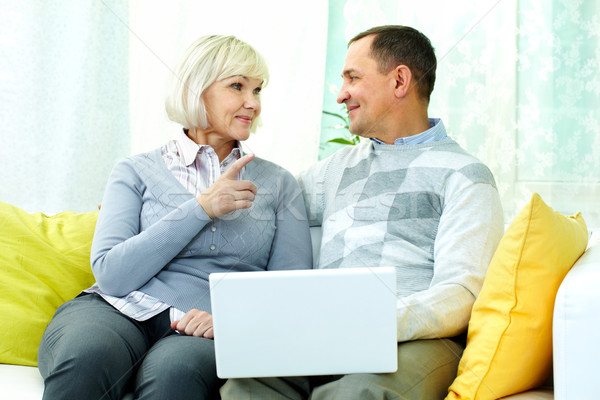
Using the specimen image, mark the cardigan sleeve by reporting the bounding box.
[90,157,211,296]
[265,168,313,270]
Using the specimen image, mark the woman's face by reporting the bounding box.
[202,75,263,143]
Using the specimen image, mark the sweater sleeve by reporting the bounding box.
[395,178,504,341]
[90,157,211,296]
[266,169,313,270]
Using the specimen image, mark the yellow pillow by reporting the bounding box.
[446,193,588,400]
[0,201,98,366]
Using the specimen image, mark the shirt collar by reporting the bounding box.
[370,118,447,146]
[175,130,243,166]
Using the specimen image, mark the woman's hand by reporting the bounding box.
[170,309,214,339]
[197,154,257,219]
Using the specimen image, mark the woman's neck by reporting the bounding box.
[187,128,236,162]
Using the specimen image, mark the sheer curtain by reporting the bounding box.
[4,1,597,225]
[515,0,600,228]
[0,0,327,214]
[0,0,130,214]
[320,0,600,228]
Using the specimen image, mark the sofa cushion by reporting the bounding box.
[0,201,97,366]
[446,192,588,400]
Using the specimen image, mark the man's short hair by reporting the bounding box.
[350,25,436,103]
[165,35,269,132]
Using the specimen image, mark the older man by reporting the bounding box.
[222,25,504,400]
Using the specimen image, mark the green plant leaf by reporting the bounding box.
[322,110,349,124]
[327,138,356,145]
[322,106,359,146]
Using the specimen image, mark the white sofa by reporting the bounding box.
[1,227,598,400]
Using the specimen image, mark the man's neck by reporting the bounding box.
[373,114,431,144]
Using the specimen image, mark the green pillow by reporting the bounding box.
[0,201,98,366]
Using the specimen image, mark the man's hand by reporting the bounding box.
[170,309,214,339]
[196,154,257,219]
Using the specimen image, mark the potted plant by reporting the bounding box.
[322,107,361,145]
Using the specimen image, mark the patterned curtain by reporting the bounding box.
[320,0,600,228]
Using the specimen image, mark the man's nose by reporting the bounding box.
[337,85,349,104]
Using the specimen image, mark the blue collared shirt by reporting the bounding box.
[370,118,447,145]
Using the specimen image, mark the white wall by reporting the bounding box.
[128,1,328,176]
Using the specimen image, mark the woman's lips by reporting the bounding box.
[235,115,252,124]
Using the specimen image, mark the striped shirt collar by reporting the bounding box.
[370,118,447,146]
[175,130,243,166]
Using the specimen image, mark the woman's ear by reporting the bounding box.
[393,65,412,99]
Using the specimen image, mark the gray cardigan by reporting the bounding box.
[90,148,312,313]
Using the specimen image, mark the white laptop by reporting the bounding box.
[209,267,398,378]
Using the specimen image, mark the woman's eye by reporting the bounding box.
[231,83,242,90]
[253,87,262,95]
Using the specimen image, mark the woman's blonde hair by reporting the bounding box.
[165,35,269,132]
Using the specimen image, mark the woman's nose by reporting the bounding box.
[244,93,259,109]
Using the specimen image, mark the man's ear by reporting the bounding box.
[393,65,412,99]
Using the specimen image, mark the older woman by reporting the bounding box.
[37,35,312,400]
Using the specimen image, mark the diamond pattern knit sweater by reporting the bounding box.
[298,138,504,341]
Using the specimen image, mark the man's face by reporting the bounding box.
[337,35,395,138]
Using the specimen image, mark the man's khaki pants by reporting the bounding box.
[220,337,464,400]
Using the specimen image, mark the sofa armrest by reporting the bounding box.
[553,232,600,400]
